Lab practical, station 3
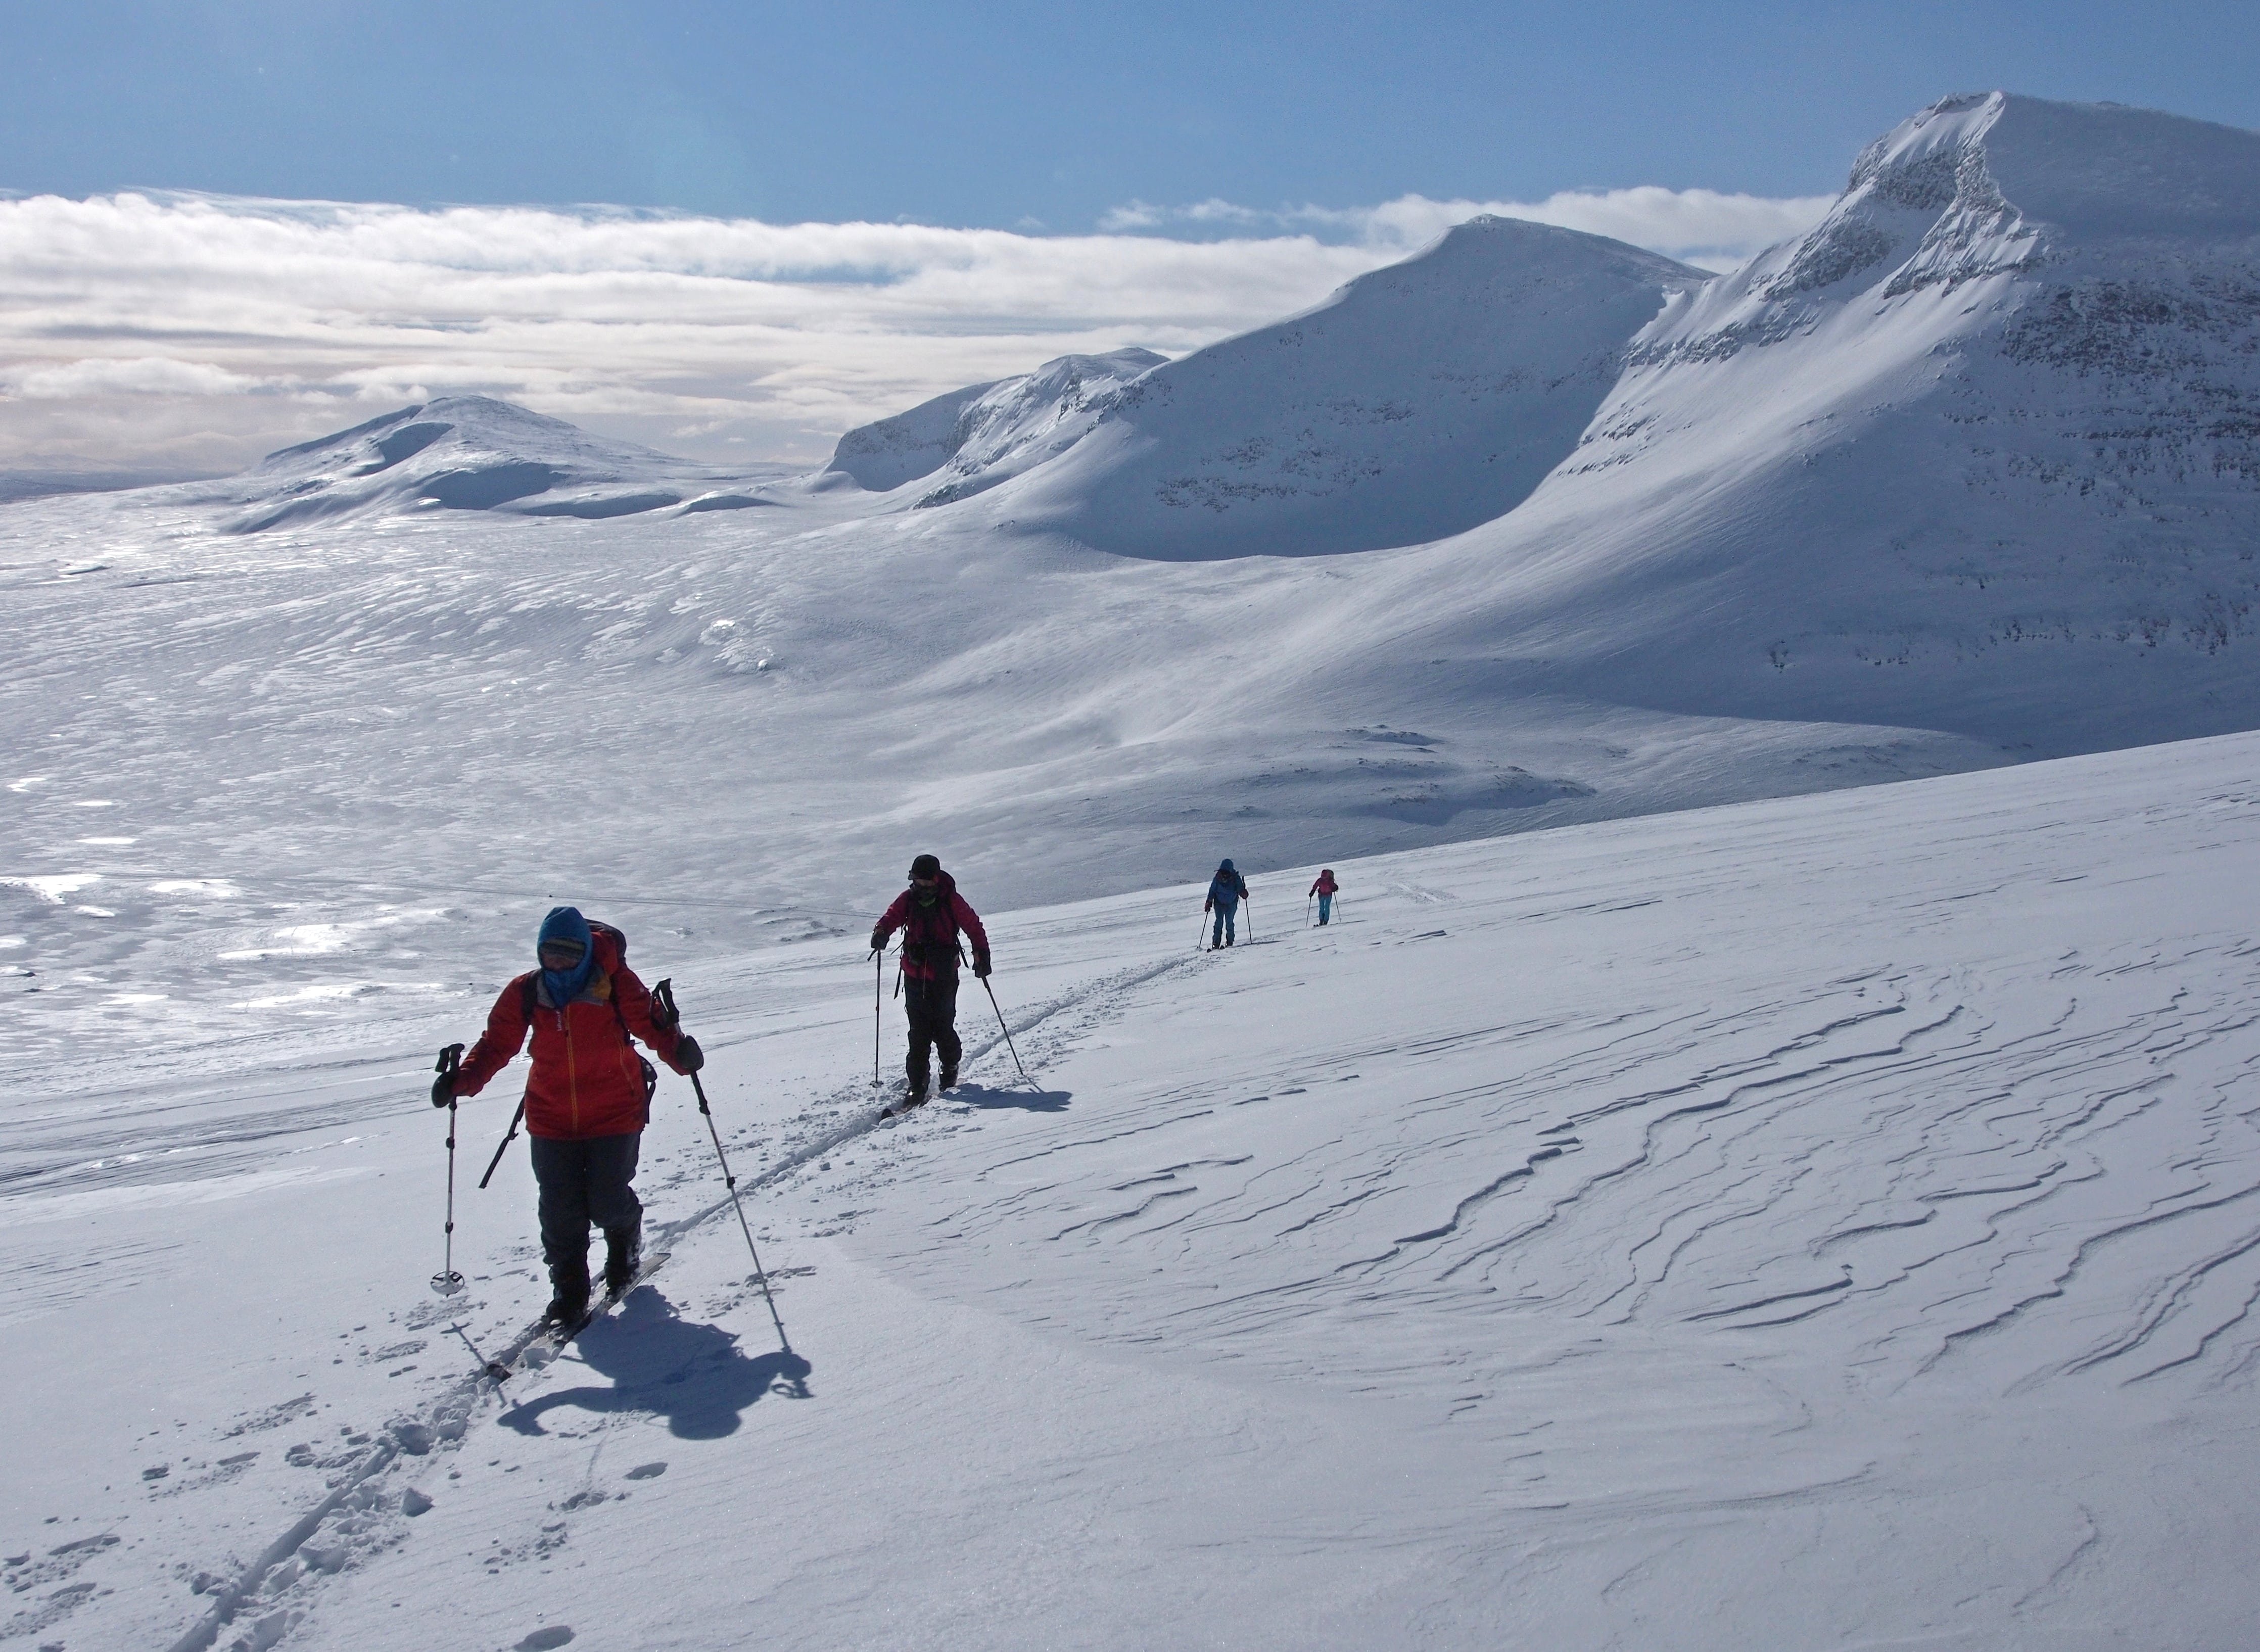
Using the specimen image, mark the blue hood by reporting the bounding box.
[537,906,597,1007]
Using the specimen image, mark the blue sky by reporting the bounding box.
[4,1,2256,227]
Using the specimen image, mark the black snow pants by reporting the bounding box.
[530,1132,642,1283]
[903,973,962,1088]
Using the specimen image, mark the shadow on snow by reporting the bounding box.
[496,1286,811,1439]
[950,1081,1072,1114]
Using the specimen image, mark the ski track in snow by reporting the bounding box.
[63,933,1209,1652]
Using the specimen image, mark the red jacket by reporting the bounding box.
[1309,872,1339,896]
[454,927,689,1140]
[874,870,990,982]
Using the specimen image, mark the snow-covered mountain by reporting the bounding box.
[1009,219,1704,557]
[1379,91,2260,752]
[855,93,2260,753]
[827,220,1704,558]
[207,395,774,532]
[821,346,1164,501]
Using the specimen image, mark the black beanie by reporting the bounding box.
[909,854,941,880]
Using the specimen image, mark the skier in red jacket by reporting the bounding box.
[870,854,991,1110]
[435,906,701,1324]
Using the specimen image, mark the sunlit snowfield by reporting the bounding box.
[7,731,2260,1650]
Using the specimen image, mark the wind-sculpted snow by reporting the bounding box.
[9,734,2260,1649]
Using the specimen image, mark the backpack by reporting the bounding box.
[519,919,658,1106]
[899,896,966,971]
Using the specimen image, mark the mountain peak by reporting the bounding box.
[1850,92,2260,242]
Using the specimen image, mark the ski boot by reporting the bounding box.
[603,1222,643,1297]
[543,1258,591,1327]
[938,1060,958,1093]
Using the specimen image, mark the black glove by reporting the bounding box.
[675,1033,705,1073]
[972,950,992,980]
[869,928,887,955]
[431,1074,455,1108]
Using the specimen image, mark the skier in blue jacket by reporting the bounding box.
[1204,859,1250,949]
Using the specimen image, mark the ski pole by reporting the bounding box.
[982,976,1033,1087]
[478,1100,525,1190]
[1305,893,1313,927]
[1196,910,1209,951]
[654,980,789,1351]
[432,1044,466,1295]
[871,946,884,1087]
[1245,896,1255,942]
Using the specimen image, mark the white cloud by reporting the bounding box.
[0,184,1830,472]
[1112,187,1834,270]
[0,355,282,398]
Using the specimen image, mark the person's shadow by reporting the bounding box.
[497,1287,812,1439]
[950,1081,1070,1113]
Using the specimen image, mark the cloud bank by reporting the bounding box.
[1097,186,1832,270]
[0,187,1829,474]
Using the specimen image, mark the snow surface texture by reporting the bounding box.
[7,733,2260,1649]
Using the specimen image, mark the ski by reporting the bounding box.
[476,1249,671,1382]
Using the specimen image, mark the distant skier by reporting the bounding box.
[1205,858,1250,948]
[870,854,991,1110]
[432,907,702,1326]
[1309,868,1339,925]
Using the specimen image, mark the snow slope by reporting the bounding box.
[8,732,2260,1650]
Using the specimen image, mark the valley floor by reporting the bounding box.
[8,733,2260,1650]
